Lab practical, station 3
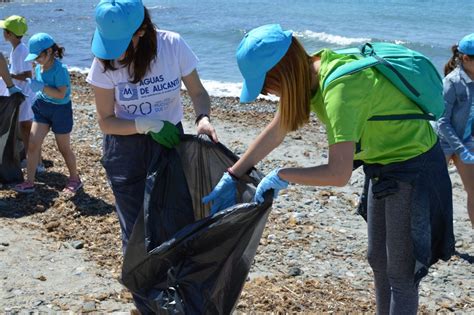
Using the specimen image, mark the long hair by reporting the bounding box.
[263,37,312,132]
[444,45,460,76]
[50,43,65,59]
[41,43,65,63]
[101,7,157,83]
[444,44,474,76]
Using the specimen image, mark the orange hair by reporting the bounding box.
[263,37,313,132]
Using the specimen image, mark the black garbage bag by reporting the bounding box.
[0,93,25,184]
[122,135,273,314]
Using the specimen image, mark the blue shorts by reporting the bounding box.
[440,137,474,156]
[32,98,73,134]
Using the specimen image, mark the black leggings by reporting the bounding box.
[367,180,418,315]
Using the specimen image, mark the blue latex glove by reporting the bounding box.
[202,172,237,215]
[254,168,289,203]
[26,78,45,92]
[7,85,22,95]
[459,147,474,164]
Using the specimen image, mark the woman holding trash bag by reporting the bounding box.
[203,24,454,314]
[86,0,217,312]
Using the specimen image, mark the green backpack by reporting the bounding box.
[322,42,445,121]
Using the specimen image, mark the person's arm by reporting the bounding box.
[251,141,354,204]
[42,85,67,99]
[11,70,32,81]
[438,78,465,153]
[0,53,14,88]
[91,85,137,135]
[202,110,287,212]
[279,141,354,187]
[230,111,288,177]
[182,69,218,142]
[34,66,69,99]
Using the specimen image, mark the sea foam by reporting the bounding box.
[200,80,278,101]
[295,30,371,46]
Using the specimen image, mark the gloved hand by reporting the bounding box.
[135,117,180,149]
[254,168,289,203]
[202,172,237,215]
[458,147,474,164]
[26,78,45,92]
[150,122,180,149]
[7,85,22,95]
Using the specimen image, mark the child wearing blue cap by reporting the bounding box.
[86,0,217,312]
[204,24,454,314]
[438,33,474,227]
[13,32,81,194]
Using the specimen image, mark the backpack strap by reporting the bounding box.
[370,56,421,98]
[368,113,435,121]
[322,56,380,90]
[360,43,422,98]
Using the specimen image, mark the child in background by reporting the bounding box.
[13,33,81,194]
[0,15,45,172]
[438,33,474,227]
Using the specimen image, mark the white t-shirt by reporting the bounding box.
[9,42,35,121]
[9,42,34,97]
[86,30,198,124]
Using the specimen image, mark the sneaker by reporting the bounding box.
[63,178,83,194]
[13,181,35,193]
[36,163,46,173]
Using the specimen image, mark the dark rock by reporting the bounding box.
[288,267,303,277]
[71,240,84,249]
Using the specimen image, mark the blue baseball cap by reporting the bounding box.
[459,33,474,55]
[25,33,55,61]
[236,24,293,103]
[91,0,145,60]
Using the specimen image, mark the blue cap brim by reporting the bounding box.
[91,28,132,60]
[240,73,266,103]
[25,53,39,62]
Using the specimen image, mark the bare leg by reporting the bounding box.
[26,122,49,184]
[54,133,79,180]
[19,120,32,158]
[452,154,474,228]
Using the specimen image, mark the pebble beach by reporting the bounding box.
[0,72,472,313]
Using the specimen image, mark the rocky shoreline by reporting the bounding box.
[0,72,472,313]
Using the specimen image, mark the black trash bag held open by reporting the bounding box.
[122,135,273,314]
[0,93,25,184]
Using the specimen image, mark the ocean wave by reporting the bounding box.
[199,80,279,101]
[145,5,168,10]
[394,39,408,45]
[295,30,371,46]
[68,66,90,74]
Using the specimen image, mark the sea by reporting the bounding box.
[0,0,472,98]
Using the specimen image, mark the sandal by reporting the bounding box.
[13,181,35,193]
[63,178,83,194]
